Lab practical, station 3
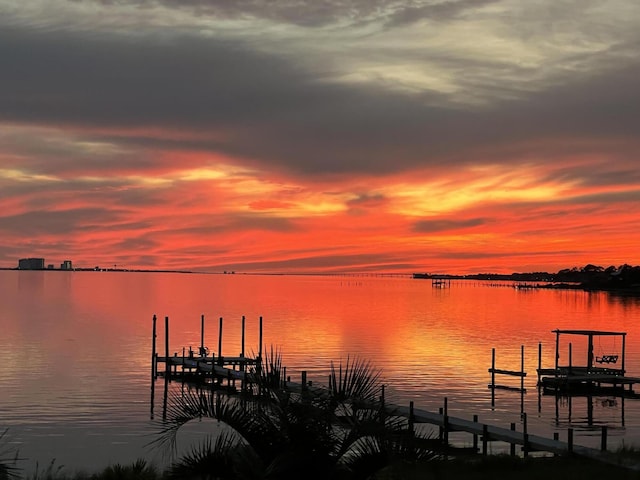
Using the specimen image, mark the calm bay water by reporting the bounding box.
[2,270,640,473]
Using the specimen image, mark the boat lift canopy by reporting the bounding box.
[552,329,626,373]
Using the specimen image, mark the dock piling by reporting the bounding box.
[510,423,516,456]
[164,316,170,379]
[482,424,488,455]
[151,314,157,380]
[241,315,245,358]
[200,314,205,355]
[522,412,529,458]
[473,415,478,452]
[443,397,449,446]
[258,316,263,363]
[538,342,542,385]
[409,401,414,434]
[218,317,223,366]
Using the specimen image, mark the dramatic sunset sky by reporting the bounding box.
[1,0,639,274]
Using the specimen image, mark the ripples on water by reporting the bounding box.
[2,271,640,472]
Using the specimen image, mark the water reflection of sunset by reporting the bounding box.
[4,271,640,470]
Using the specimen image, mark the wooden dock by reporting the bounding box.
[150,318,640,469]
[151,314,268,395]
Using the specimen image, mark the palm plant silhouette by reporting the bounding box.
[154,350,443,479]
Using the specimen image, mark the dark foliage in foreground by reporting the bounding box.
[153,353,443,479]
[0,429,20,480]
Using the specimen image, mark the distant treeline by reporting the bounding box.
[414,264,640,291]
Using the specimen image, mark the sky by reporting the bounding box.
[1,0,639,274]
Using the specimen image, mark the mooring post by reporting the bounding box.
[522,412,529,458]
[568,428,574,454]
[241,315,246,358]
[553,432,559,457]
[381,384,385,407]
[520,344,525,415]
[491,348,496,388]
[510,423,516,456]
[151,314,157,380]
[537,342,542,385]
[218,317,223,366]
[555,330,560,373]
[443,397,449,446]
[622,333,626,374]
[438,408,443,440]
[259,316,263,363]
[301,371,307,392]
[473,415,479,452]
[200,314,205,355]
[601,426,608,451]
[482,424,488,455]
[164,316,170,379]
[520,345,525,393]
[409,401,414,434]
[491,348,496,407]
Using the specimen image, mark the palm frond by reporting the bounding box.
[98,459,157,480]
[329,357,382,404]
[339,429,441,480]
[168,433,241,480]
[0,429,20,480]
[257,346,284,390]
[152,387,293,466]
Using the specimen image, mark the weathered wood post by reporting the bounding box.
[443,397,449,447]
[491,348,496,389]
[553,432,559,457]
[301,371,307,392]
[150,314,157,418]
[482,424,488,455]
[409,401,414,434]
[510,423,516,456]
[241,315,246,358]
[537,342,542,385]
[218,317,223,366]
[151,314,157,380]
[622,333,626,374]
[491,348,496,407]
[520,345,525,393]
[555,330,560,373]
[567,428,574,454]
[520,345,525,415]
[200,314,205,355]
[164,316,170,379]
[162,368,169,421]
[473,415,478,452]
[522,412,529,458]
[601,426,608,451]
[258,316,263,365]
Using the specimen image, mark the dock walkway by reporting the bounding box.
[150,317,640,470]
